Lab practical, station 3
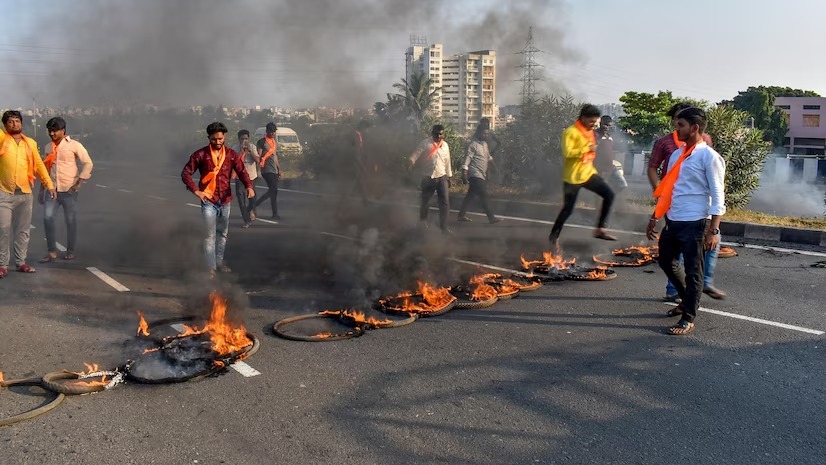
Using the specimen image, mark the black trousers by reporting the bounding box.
[252,172,278,217]
[234,179,255,224]
[549,174,614,240]
[458,177,495,221]
[658,218,707,323]
[420,176,449,230]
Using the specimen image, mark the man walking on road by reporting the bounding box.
[649,103,725,301]
[458,123,500,224]
[0,110,56,278]
[232,129,259,228]
[409,124,452,235]
[38,117,94,263]
[549,104,617,250]
[182,122,254,276]
[646,107,726,336]
[251,122,281,220]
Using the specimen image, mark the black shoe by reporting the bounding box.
[272,215,281,220]
[489,217,503,224]
[457,216,472,222]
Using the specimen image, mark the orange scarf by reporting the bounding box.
[426,140,443,161]
[653,139,701,219]
[575,120,596,163]
[260,136,276,167]
[355,130,363,148]
[201,145,226,200]
[43,140,59,173]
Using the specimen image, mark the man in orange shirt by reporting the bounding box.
[0,110,56,278]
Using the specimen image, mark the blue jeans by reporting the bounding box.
[202,200,230,270]
[44,191,78,253]
[666,235,719,296]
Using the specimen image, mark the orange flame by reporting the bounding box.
[163,292,252,358]
[69,374,109,388]
[586,267,609,279]
[380,280,456,314]
[137,311,150,337]
[481,273,521,294]
[313,332,334,339]
[0,371,4,384]
[71,363,101,376]
[520,254,543,270]
[468,274,499,301]
[595,245,658,266]
[521,251,576,271]
[320,309,393,328]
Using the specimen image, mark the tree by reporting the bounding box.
[723,86,821,147]
[618,91,708,148]
[391,72,441,125]
[705,105,772,210]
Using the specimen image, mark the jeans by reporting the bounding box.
[458,177,495,221]
[550,174,615,240]
[235,179,255,224]
[658,218,708,323]
[44,191,78,253]
[202,200,230,271]
[420,175,450,231]
[253,172,278,217]
[0,189,33,267]
[665,237,719,295]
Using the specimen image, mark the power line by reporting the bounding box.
[517,26,543,106]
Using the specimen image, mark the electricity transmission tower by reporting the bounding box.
[517,27,543,106]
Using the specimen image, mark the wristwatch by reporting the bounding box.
[708,227,720,235]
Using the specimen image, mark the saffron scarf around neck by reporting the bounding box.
[652,140,701,219]
[201,145,226,199]
[574,120,596,163]
[260,136,276,167]
[43,140,61,173]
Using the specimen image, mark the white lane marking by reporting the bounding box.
[95,184,108,188]
[448,258,531,277]
[147,195,166,201]
[166,324,262,376]
[30,225,35,229]
[86,267,130,292]
[117,188,133,194]
[186,203,200,208]
[282,187,826,258]
[55,242,67,252]
[230,361,261,377]
[256,218,279,225]
[320,231,356,241]
[665,303,824,336]
[721,242,826,258]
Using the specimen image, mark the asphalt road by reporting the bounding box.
[1,161,824,465]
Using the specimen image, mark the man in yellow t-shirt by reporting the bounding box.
[0,110,56,278]
[549,104,617,250]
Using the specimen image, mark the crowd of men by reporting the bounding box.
[0,104,726,335]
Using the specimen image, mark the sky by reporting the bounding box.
[0,0,823,108]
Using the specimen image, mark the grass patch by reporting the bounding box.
[723,209,826,230]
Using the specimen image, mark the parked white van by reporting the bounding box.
[253,127,302,156]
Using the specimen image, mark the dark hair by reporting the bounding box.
[676,107,707,132]
[265,122,277,132]
[479,117,491,130]
[431,124,445,134]
[600,115,613,124]
[46,117,66,131]
[579,104,601,118]
[237,129,250,138]
[2,110,22,125]
[356,119,371,130]
[206,122,228,135]
[666,102,693,118]
[473,124,488,140]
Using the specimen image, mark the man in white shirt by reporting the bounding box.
[646,107,726,336]
[232,129,259,228]
[409,125,452,235]
[458,123,501,224]
[38,117,93,262]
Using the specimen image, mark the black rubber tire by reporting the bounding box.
[0,387,64,427]
[378,296,457,318]
[328,310,418,329]
[141,315,201,343]
[453,295,499,309]
[273,314,366,342]
[510,276,542,292]
[592,253,654,267]
[494,289,520,300]
[41,371,109,395]
[566,268,618,281]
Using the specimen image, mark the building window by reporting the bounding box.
[793,137,825,146]
[803,114,820,128]
[803,104,821,110]
[776,105,791,109]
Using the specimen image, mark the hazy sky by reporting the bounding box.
[0,0,823,108]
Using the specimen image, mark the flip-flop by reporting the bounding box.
[62,253,76,261]
[0,268,7,278]
[667,320,695,335]
[39,254,57,263]
[16,264,36,273]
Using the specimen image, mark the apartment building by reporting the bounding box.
[775,96,826,156]
[406,44,496,133]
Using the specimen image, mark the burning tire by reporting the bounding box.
[719,247,737,258]
[0,378,65,427]
[378,295,457,317]
[509,275,543,292]
[320,309,418,329]
[481,274,522,300]
[40,368,121,395]
[273,314,366,342]
[451,293,499,309]
[564,266,617,281]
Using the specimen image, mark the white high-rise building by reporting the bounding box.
[406,43,496,133]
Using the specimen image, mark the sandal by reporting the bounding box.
[16,264,36,273]
[39,253,58,263]
[667,320,695,336]
[217,264,232,273]
[666,304,684,317]
[62,253,76,260]
[0,267,7,278]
